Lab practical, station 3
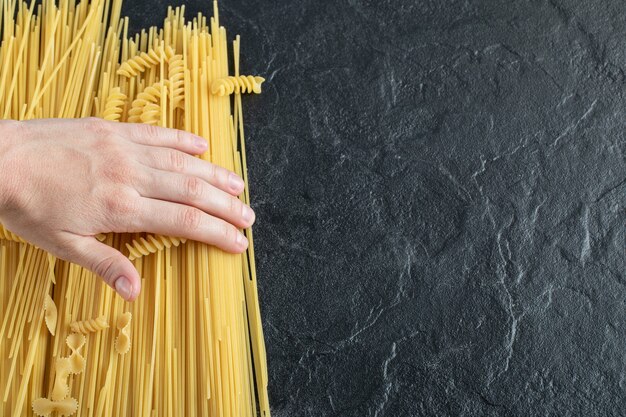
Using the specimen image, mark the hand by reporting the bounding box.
[0,118,255,301]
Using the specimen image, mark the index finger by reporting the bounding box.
[116,122,208,155]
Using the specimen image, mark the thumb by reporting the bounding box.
[67,236,141,302]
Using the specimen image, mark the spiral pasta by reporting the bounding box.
[127,55,183,124]
[117,44,175,78]
[0,223,27,243]
[32,397,78,417]
[102,87,127,121]
[127,80,169,123]
[66,333,86,374]
[126,234,187,261]
[140,102,162,125]
[43,294,57,336]
[211,75,265,96]
[115,312,132,354]
[69,316,109,334]
[168,54,185,109]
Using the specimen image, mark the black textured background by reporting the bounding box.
[124,1,626,416]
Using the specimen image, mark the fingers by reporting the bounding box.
[135,168,254,229]
[24,118,209,157]
[135,198,249,253]
[138,147,245,196]
[114,121,208,155]
[63,236,141,302]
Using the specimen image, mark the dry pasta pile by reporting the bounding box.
[0,0,270,416]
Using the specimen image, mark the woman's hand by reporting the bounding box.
[0,118,255,301]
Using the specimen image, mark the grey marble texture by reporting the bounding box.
[124,0,626,415]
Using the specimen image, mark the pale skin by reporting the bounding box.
[0,118,255,302]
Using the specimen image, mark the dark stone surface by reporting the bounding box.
[125,1,626,415]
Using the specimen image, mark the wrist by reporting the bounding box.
[0,120,14,149]
[0,120,22,215]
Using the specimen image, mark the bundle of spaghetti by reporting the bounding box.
[0,0,270,416]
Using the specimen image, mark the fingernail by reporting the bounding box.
[229,173,244,192]
[236,232,248,248]
[194,136,208,150]
[115,277,133,300]
[242,205,255,224]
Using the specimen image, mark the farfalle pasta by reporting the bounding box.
[66,333,86,374]
[115,312,132,354]
[43,294,57,336]
[32,397,78,416]
[51,357,72,401]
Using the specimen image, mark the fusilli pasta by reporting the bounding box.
[102,87,127,121]
[211,75,265,96]
[117,44,175,78]
[69,316,109,334]
[126,234,187,261]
